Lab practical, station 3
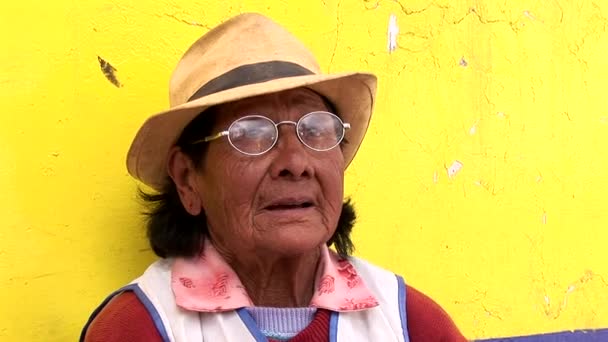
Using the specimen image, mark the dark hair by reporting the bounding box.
[140,95,356,259]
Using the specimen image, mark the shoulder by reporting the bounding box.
[406,285,467,342]
[84,291,162,342]
[349,258,467,340]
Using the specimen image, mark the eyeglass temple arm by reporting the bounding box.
[204,131,229,142]
[191,131,229,145]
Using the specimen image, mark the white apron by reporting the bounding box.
[81,257,410,342]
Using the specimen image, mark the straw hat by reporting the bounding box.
[127,13,377,190]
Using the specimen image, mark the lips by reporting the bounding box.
[263,197,315,211]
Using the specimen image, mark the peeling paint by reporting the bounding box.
[469,120,478,135]
[523,10,538,22]
[459,56,468,67]
[387,14,398,53]
[447,160,463,178]
[542,212,547,225]
[97,56,121,87]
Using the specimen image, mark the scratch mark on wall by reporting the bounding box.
[31,272,60,280]
[387,14,399,53]
[447,160,463,178]
[328,0,343,71]
[391,0,448,16]
[541,211,547,225]
[97,56,122,88]
[497,111,507,119]
[554,0,564,23]
[482,304,503,320]
[164,13,211,29]
[433,171,438,184]
[452,8,521,33]
[542,270,608,319]
[523,10,538,22]
[363,0,379,10]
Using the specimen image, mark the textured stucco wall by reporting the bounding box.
[1,1,607,340]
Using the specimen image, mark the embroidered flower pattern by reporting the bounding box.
[211,273,229,296]
[318,275,335,295]
[337,260,361,288]
[339,296,379,311]
[178,277,195,288]
[172,244,379,312]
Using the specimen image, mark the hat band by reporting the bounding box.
[188,61,314,102]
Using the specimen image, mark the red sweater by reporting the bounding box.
[85,285,466,341]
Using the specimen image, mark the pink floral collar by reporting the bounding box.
[171,243,379,312]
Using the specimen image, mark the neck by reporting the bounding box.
[219,247,321,307]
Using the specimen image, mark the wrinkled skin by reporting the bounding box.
[167,88,345,306]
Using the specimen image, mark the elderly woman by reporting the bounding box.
[82,13,466,342]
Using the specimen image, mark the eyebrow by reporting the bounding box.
[286,92,336,115]
[223,90,332,117]
[288,91,325,107]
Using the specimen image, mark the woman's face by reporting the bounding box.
[194,88,345,258]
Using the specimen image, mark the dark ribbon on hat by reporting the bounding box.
[188,61,314,102]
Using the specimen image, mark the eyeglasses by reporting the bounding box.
[193,111,350,156]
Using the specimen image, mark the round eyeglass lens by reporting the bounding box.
[228,116,277,155]
[297,111,344,151]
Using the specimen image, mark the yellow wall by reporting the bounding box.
[1,1,607,340]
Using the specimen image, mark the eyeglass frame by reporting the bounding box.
[191,111,351,156]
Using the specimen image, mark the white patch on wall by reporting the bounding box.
[387,14,399,53]
[469,120,479,135]
[523,10,536,21]
[447,160,463,178]
[542,212,547,225]
[433,171,438,184]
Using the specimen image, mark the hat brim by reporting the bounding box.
[127,72,377,190]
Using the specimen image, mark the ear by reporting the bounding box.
[166,146,203,216]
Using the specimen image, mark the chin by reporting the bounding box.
[261,227,329,257]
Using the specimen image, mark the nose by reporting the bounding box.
[268,123,314,180]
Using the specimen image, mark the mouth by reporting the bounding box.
[264,198,315,211]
